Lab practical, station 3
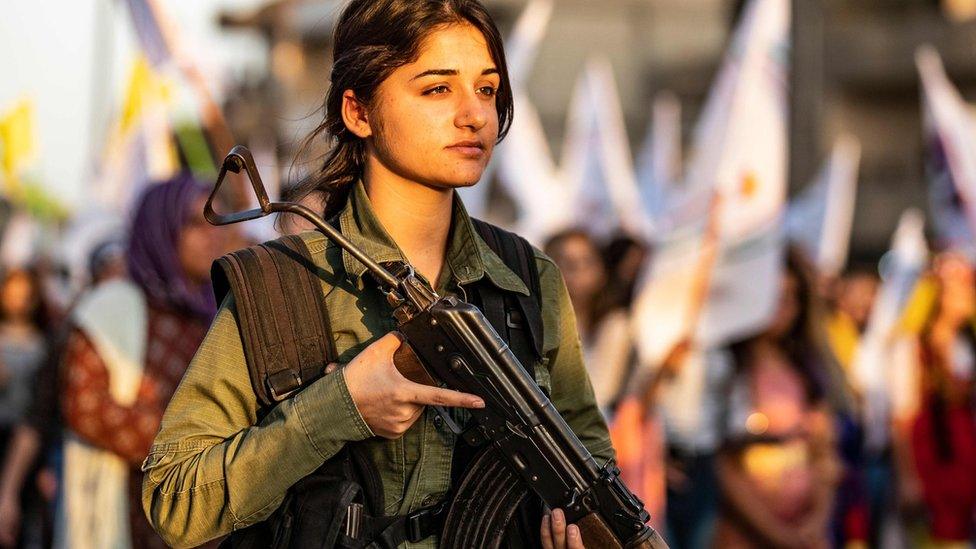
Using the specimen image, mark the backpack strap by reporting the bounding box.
[469,219,544,361]
[211,234,338,410]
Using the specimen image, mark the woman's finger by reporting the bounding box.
[540,513,554,549]
[567,524,586,549]
[551,508,567,548]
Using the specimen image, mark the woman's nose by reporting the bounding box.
[454,91,488,131]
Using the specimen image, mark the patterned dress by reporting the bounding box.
[62,304,210,548]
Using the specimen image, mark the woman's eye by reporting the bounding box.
[423,85,449,95]
[478,86,497,97]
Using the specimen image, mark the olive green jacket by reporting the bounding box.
[141,181,613,548]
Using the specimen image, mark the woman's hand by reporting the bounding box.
[342,333,485,439]
[540,509,585,549]
[0,490,20,547]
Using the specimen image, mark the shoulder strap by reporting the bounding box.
[212,234,338,409]
[469,219,544,359]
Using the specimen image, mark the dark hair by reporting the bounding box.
[729,246,842,408]
[0,266,50,332]
[602,232,648,309]
[284,0,514,218]
[543,228,616,331]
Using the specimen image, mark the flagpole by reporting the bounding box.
[129,0,245,207]
[142,0,235,157]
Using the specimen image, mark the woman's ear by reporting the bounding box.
[341,90,372,139]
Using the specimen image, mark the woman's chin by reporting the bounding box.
[424,172,485,190]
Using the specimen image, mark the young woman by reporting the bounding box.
[0,268,50,446]
[0,267,50,548]
[901,252,976,545]
[545,229,634,413]
[713,249,841,548]
[142,2,619,549]
[56,175,226,549]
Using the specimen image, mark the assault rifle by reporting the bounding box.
[205,146,668,549]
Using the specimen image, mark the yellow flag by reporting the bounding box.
[0,99,37,181]
[119,55,172,135]
[897,275,938,334]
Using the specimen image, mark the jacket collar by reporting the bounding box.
[338,181,529,296]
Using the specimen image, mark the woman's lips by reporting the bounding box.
[447,141,485,158]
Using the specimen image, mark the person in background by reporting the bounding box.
[0,267,52,549]
[0,237,127,548]
[825,267,879,379]
[902,252,976,547]
[55,175,226,549]
[714,248,841,548]
[545,229,634,413]
[650,343,728,549]
[821,267,879,548]
[603,232,650,310]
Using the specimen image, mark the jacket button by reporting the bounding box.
[433,415,443,427]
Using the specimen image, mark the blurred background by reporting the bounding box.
[4,0,976,255]
[2,0,976,548]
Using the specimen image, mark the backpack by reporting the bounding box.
[212,220,545,548]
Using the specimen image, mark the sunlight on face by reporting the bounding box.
[367,23,501,189]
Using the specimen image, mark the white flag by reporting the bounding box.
[635,91,682,220]
[633,0,791,367]
[786,135,861,277]
[560,58,649,240]
[496,96,567,244]
[917,45,976,252]
[852,209,928,450]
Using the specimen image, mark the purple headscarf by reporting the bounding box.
[127,173,217,321]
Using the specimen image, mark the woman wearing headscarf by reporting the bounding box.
[55,174,226,549]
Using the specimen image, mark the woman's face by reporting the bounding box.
[935,253,976,323]
[836,273,878,330]
[178,196,226,285]
[0,270,36,321]
[550,235,606,305]
[363,23,500,189]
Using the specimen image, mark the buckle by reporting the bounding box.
[345,503,364,539]
[405,500,448,543]
[267,370,302,401]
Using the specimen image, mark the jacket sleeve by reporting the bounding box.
[62,329,163,464]
[141,296,373,549]
[535,252,616,464]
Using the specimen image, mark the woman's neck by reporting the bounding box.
[0,318,37,339]
[363,161,454,286]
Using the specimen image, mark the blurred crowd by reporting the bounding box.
[0,175,238,549]
[544,228,976,549]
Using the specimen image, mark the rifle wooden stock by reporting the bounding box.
[393,340,438,387]
[577,513,669,549]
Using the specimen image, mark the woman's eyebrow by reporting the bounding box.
[411,67,499,80]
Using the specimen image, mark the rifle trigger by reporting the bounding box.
[432,406,464,436]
